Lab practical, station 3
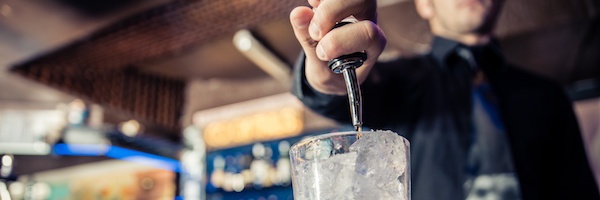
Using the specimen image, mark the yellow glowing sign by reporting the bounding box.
[203,107,303,149]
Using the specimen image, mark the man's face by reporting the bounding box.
[429,0,504,35]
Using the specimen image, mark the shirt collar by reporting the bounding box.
[430,36,506,69]
[431,36,461,65]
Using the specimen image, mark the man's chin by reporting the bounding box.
[455,14,486,32]
[463,7,487,18]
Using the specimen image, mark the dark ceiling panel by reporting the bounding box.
[10,0,307,133]
[58,0,143,17]
[11,0,306,72]
[11,66,185,134]
[139,18,302,80]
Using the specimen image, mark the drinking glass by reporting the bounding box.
[289,130,410,200]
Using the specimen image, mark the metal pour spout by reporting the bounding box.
[343,67,362,132]
[328,52,366,132]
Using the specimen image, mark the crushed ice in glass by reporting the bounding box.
[293,131,409,200]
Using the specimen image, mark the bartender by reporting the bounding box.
[289,0,600,199]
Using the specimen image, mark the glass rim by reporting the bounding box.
[290,130,407,150]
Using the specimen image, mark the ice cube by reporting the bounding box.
[350,131,408,198]
[304,139,333,161]
[293,152,360,200]
[349,170,385,199]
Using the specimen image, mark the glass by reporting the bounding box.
[289,130,410,200]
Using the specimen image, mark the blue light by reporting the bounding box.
[52,144,181,172]
[52,144,108,156]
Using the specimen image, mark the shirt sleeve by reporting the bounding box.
[290,52,417,131]
[290,52,353,124]
[551,84,600,199]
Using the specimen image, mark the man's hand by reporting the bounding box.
[290,0,386,95]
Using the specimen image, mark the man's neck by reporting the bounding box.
[451,33,492,46]
[431,26,493,46]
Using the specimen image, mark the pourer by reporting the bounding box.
[327,22,367,132]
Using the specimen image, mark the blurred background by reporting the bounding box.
[0,0,598,199]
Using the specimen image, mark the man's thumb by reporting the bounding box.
[290,7,320,60]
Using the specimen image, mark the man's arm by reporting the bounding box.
[292,51,426,131]
[291,52,353,124]
[551,86,600,199]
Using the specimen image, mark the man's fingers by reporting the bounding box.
[290,7,320,60]
[309,0,377,40]
[288,1,384,95]
[308,0,321,8]
[316,20,386,63]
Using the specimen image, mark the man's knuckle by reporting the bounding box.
[306,39,318,48]
[362,22,377,40]
[318,2,337,23]
[323,37,343,56]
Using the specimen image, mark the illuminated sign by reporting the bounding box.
[203,107,303,149]
[193,94,305,149]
